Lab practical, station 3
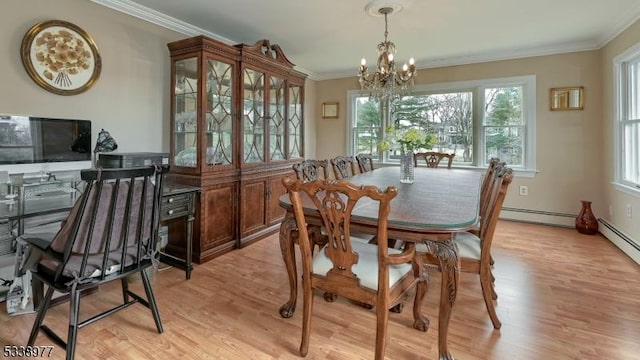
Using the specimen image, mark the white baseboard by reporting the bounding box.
[500,207,640,265]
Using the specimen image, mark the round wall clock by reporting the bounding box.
[20,20,102,96]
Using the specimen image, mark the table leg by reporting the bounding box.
[424,237,460,360]
[278,214,298,318]
[185,212,194,280]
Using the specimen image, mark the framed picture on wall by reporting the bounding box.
[20,20,102,96]
[322,102,338,118]
[549,86,583,111]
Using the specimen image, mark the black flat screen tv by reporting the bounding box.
[0,114,92,173]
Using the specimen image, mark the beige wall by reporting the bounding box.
[315,51,604,219]
[1,0,317,169]
[304,79,318,159]
[601,19,640,244]
[0,0,186,157]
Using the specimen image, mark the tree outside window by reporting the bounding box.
[484,87,524,166]
[348,76,534,169]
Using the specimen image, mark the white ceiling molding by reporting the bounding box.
[314,39,599,81]
[595,4,640,48]
[90,0,236,44]
[91,0,640,81]
[90,0,315,79]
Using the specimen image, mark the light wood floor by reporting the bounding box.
[1,221,639,359]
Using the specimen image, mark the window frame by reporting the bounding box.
[347,75,537,176]
[613,42,640,196]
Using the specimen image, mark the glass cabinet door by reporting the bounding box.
[206,58,234,166]
[269,76,285,160]
[288,85,303,158]
[242,68,265,164]
[174,57,198,168]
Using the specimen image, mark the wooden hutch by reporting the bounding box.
[166,36,306,263]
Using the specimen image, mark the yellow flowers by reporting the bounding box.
[379,125,434,152]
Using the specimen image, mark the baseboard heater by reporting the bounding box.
[598,218,640,265]
[500,207,639,264]
[500,207,575,228]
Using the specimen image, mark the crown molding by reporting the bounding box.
[312,39,600,81]
[91,0,640,82]
[91,0,314,78]
[90,0,235,44]
[595,3,640,48]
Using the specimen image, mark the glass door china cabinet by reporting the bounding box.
[168,36,306,264]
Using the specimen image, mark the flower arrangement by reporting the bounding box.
[34,29,92,87]
[378,125,435,153]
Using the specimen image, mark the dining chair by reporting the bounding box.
[282,178,428,359]
[292,159,330,181]
[20,165,168,359]
[476,158,504,287]
[291,160,332,254]
[418,164,513,329]
[330,156,359,179]
[479,158,502,221]
[414,152,455,168]
[356,153,375,173]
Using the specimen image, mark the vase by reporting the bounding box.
[575,200,598,235]
[400,151,415,184]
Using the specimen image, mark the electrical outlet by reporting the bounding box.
[519,185,528,196]
[627,204,633,218]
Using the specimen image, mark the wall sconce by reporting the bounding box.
[550,86,583,111]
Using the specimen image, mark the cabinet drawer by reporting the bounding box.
[161,193,193,220]
[161,202,190,220]
[162,193,191,207]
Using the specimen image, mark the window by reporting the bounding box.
[614,44,640,192]
[483,87,525,166]
[347,75,536,172]
[352,97,382,156]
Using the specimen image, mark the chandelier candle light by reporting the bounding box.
[358,5,417,101]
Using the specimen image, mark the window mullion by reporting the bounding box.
[475,86,484,167]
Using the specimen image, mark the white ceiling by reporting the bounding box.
[94,0,640,80]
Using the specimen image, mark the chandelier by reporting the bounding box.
[358,6,417,102]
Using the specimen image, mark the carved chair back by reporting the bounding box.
[478,165,513,252]
[414,152,455,168]
[356,153,375,173]
[330,156,359,179]
[292,159,330,181]
[479,158,503,221]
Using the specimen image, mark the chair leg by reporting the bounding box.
[140,269,163,334]
[299,275,313,357]
[27,286,55,346]
[374,297,389,360]
[66,287,82,360]
[480,266,501,329]
[121,278,130,303]
[412,260,429,332]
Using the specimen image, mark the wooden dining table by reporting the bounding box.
[277,166,483,360]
